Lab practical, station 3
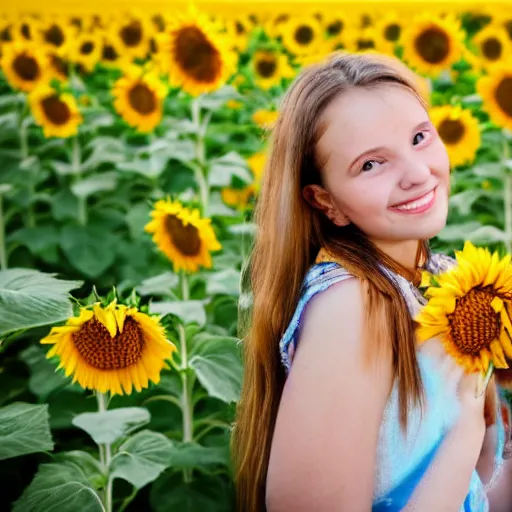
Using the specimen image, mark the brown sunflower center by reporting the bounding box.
[357,39,376,51]
[0,27,12,42]
[45,24,65,47]
[102,43,119,62]
[50,54,68,77]
[327,20,343,36]
[120,21,143,47]
[72,316,144,370]
[165,214,202,256]
[21,23,32,40]
[449,286,500,355]
[505,20,512,40]
[128,83,157,115]
[256,57,277,78]
[482,37,502,60]
[294,25,314,45]
[41,95,72,125]
[384,23,401,42]
[235,21,246,35]
[174,26,222,83]
[80,41,94,55]
[12,53,40,81]
[495,77,512,117]
[438,118,465,144]
[414,27,450,64]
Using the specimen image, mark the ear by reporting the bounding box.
[302,184,350,227]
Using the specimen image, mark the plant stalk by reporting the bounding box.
[191,98,209,215]
[96,392,113,512]
[0,195,6,270]
[72,136,87,226]
[179,271,194,483]
[19,103,35,228]
[504,136,512,254]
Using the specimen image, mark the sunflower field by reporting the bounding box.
[1,1,512,510]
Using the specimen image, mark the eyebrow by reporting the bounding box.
[348,120,432,170]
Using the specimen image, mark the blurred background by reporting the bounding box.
[1,0,512,511]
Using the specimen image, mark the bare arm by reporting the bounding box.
[266,279,394,511]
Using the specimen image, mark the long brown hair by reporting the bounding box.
[231,52,492,512]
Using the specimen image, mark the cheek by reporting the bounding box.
[337,180,390,218]
[430,142,451,183]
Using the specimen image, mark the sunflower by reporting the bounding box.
[38,16,76,57]
[401,13,465,76]
[221,151,267,209]
[472,24,511,70]
[41,300,176,395]
[112,66,167,133]
[416,241,512,374]
[477,63,512,130]
[155,6,237,96]
[11,14,39,42]
[251,50,294,90]
[29,84,82,138]
[280,16,326,56]
[252,108,279,130]
[373,13,403,55]
[70,32,102,72]
[344,27,378,53]
[264,14,290,39]
[0,41,48,92]
[145,199,221,273]
[112,12,151,60]
[321,12,350,48]
[430,105,481,167]
[225,16,253,51]
[99,34,125,68]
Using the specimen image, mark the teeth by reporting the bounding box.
[395,191,434,211]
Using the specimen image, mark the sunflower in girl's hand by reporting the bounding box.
[415,241,512,381]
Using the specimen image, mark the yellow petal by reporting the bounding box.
[93,304,118,338]
[114,305,128,333]
[491,296,504,313]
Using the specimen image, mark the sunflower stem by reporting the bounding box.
[19,100,35,228]
[191,98,209,216]
[72,136,87,226]
[0,194,6,270]
[96,392,113,512]
[179,272,194,483]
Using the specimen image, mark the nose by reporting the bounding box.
[398,155,431,190]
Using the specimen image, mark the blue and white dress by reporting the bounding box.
[279,250,507,511]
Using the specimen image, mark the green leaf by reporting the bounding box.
[206,269,240,296]
[137,272,179,297]
[55,450,106,489]
[20,345,70,400]
[12,462,104,512]
[51,188,79,221]
[150,473,231,512]
[150,300,206,326]
[449,189,494,216]
[60,224,117,278]
[437,221,483,242]
[205,191,237,218]
[110,430,174,489]
[72,407,150,445]
[0,402,54,460]
[199,86,241,110]
[169,441,230,469]
[207,152,252,187]
[468,226,508,243]
[71,172,118,199]
[188,334,242,403]
[8,225,60,255]
[125,201,151,239]
[0,268,81,337]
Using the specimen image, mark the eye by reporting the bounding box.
[413,131,427,145]
[361,159,380,172]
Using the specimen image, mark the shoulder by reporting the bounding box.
[279,261,356,372]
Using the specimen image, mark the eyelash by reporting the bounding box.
[360,130,431,172]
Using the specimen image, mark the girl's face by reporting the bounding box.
[305,84,450,248]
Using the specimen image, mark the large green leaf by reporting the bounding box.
[150,473,232,512]
[20,345,70,400]
[150,300,207,326]
[169,441,230,469]
[59,224,117,278]
[55,450,106,489]
[72,407,150,445]
[206,269,241,296]
[12,462,104,512]
[0,402,54,460]
[110,430,174,489]
[188,334,242,403]
[0,268,81,337]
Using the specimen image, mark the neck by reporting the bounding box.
[370,239,422,272]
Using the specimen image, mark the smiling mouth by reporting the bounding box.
[390,188,436,213]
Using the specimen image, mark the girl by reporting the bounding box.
[232,52,512,511]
